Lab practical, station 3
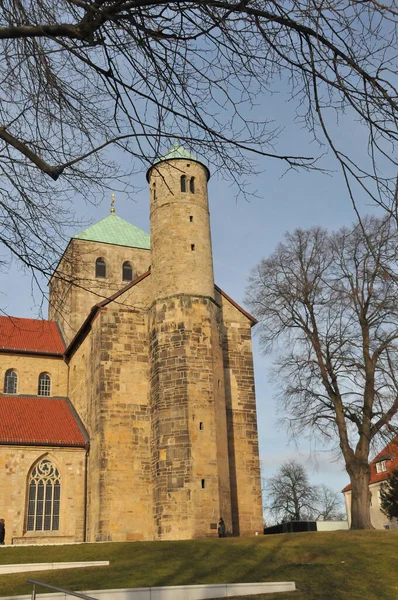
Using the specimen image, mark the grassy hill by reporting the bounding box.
[0,531,397,599]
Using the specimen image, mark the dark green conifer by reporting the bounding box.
[380,469,398,521]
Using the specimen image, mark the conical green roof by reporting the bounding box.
[158,143,197,162]
[73,214,150,249]
[147,143,210,180]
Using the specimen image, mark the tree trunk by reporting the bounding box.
[349,466,373,529]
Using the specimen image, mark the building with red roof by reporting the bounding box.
[0,145,263,545]
[0,396,88,448]
[0,317,65,356]
[342,436,398,529]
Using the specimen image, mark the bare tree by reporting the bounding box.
[314,484,345,521]
[266,460,320,522]
[247,216,398,529]
[265,460,343,523]
[1,1,398,282]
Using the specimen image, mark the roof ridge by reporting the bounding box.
[214,284,257,325]
[65,269,151,359]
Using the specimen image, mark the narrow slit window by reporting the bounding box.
[181,175,187,192]
[95,257,107,278]
[201,479,205,489]
[38,373,51,397]
[4,369,17,394]
[190,177,195,193]
[153,183,156,200]
[199,422,203,430]
[189,216,193,222]
[191,244,195,251]
[122,261,133,282]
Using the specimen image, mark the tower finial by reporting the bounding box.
[110,192,115,214]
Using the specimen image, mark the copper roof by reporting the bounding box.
[147,143,210,181]
[0,396,88,447]
[74,214,150,250]
[0,317,65,355]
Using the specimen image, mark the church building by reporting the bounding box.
[0,145,263,544]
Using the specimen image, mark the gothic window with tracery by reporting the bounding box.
[27,459,60,531]
[4,369,17,394]
[38,373,51,396]
[122,261,133,282]
[95,257,107,278]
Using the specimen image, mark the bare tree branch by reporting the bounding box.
[247,215,398,529]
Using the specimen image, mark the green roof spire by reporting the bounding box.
[74,214,150,250]
[158,142,197,162]
[147,142,210,180]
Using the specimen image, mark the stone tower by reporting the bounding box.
[38,143,264,543]
[147,146,233,539]
[48,215,151,345]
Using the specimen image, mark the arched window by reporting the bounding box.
[27,458,60,531]
[180,175,187,192]
[4,369,17,394]
[122,261,133,282]
[153,183,157,200]
[190,177,195,193]
[95,257,107,278]
[38,373,51,397]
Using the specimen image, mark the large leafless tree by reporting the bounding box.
[265,460,344,523]
[247,216,398,529]
[1,1,398,282]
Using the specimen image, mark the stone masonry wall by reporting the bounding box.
[0,446,85,545]
[68,311,100,542]
[0,354,67,397]
[68,279,153,542]
[217,291,263,535]
[149,295,232,540]
[49,239,150,345]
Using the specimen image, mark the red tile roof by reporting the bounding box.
[0,317,65,355]
[342,436,398,492]
[0,396,88,447]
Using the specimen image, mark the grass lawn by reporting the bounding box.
[0,531,397,599]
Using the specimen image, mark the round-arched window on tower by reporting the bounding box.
[190,177,195,193]
[95,257,107,278]
[122,261,133,282]
[38,373,51,396]
[181,175,187,192]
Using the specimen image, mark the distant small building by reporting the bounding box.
[263,520,348,535]
[342,436,398,529]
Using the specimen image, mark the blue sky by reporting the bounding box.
[1,91,383,511]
